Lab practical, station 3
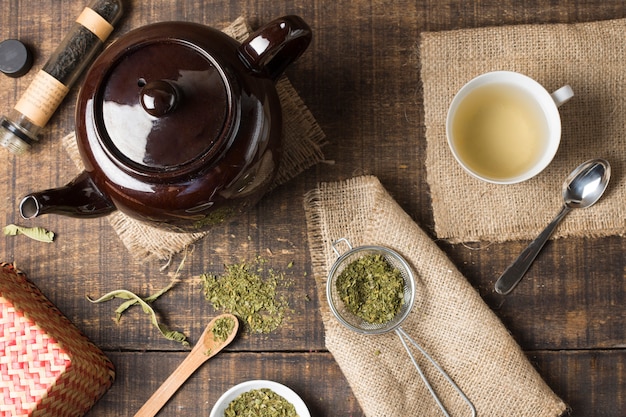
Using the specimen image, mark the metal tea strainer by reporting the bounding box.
[327,238,476,417]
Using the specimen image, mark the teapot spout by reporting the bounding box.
[20,171,115,219]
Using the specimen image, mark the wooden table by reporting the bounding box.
[1,1,625,416]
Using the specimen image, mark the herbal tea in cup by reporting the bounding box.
[446,71,573,184]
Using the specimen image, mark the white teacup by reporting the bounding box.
[446,71,573,184]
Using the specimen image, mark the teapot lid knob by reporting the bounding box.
[140,80,180,117]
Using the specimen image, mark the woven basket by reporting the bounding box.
[0,263,114,417]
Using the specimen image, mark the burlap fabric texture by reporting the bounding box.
[63,17,326,261]
[421,18,626,243]
[303,175,567,416]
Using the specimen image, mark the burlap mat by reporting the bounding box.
[62,17,326,261]
[420,18,626,243]
[303,175,566,416]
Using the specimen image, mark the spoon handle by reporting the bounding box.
[495,205,571,295]
[133,350,209,417]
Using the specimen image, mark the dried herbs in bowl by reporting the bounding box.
[210,380,310,417]
[225,388,297,417]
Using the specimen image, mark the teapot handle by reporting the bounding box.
[239,15,312,81]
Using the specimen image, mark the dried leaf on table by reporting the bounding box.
[3,224,55,243]
[87,288,189,347]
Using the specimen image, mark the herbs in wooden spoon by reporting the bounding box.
[133,314,239,417]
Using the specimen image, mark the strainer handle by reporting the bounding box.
[396,328,476,417]
[331,238,353,257]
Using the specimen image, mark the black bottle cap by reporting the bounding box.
[0,39,33,78]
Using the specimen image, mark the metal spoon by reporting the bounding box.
[494,159,611,295]
[134,314,239,417]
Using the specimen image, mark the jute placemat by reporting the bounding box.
[62,17,326,261]
[303,175,567,416]
[420,18,626,243]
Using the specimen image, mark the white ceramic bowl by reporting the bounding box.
[210,380,311,417]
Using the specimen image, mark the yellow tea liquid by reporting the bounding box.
[451,84,549,180]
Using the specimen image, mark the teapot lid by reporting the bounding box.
[95,37,231,171]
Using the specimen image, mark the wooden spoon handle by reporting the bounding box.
[133,314,238,417]
[133,351,208,417]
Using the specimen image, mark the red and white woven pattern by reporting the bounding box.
[0,263,114,417]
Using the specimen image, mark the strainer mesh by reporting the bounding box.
[327,246,415,335]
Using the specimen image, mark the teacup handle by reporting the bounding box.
[551,85,574,107]
[239,15,312,81]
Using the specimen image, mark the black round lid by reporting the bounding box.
[97,40,230,171]
[0,39,33,78]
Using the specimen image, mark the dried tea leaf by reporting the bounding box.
[3,224,54,243]
[114,279,177,320]
[88,289,189,347]
[112,250,189,319]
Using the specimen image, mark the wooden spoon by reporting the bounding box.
[134,313,239,417]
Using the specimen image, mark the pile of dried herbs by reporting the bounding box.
[201,257,290,333]
[336,254,404,324]
[225,388,298,417]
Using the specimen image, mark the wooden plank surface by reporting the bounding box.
[1,0,625,416]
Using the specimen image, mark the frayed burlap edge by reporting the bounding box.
[61,16,326,261]
[303,175,567,417]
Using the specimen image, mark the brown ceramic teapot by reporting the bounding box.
[19,16,311,232]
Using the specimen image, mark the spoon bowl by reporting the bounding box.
[495,159,610,295]
[562,159,611,209]
[134,313,239,417]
